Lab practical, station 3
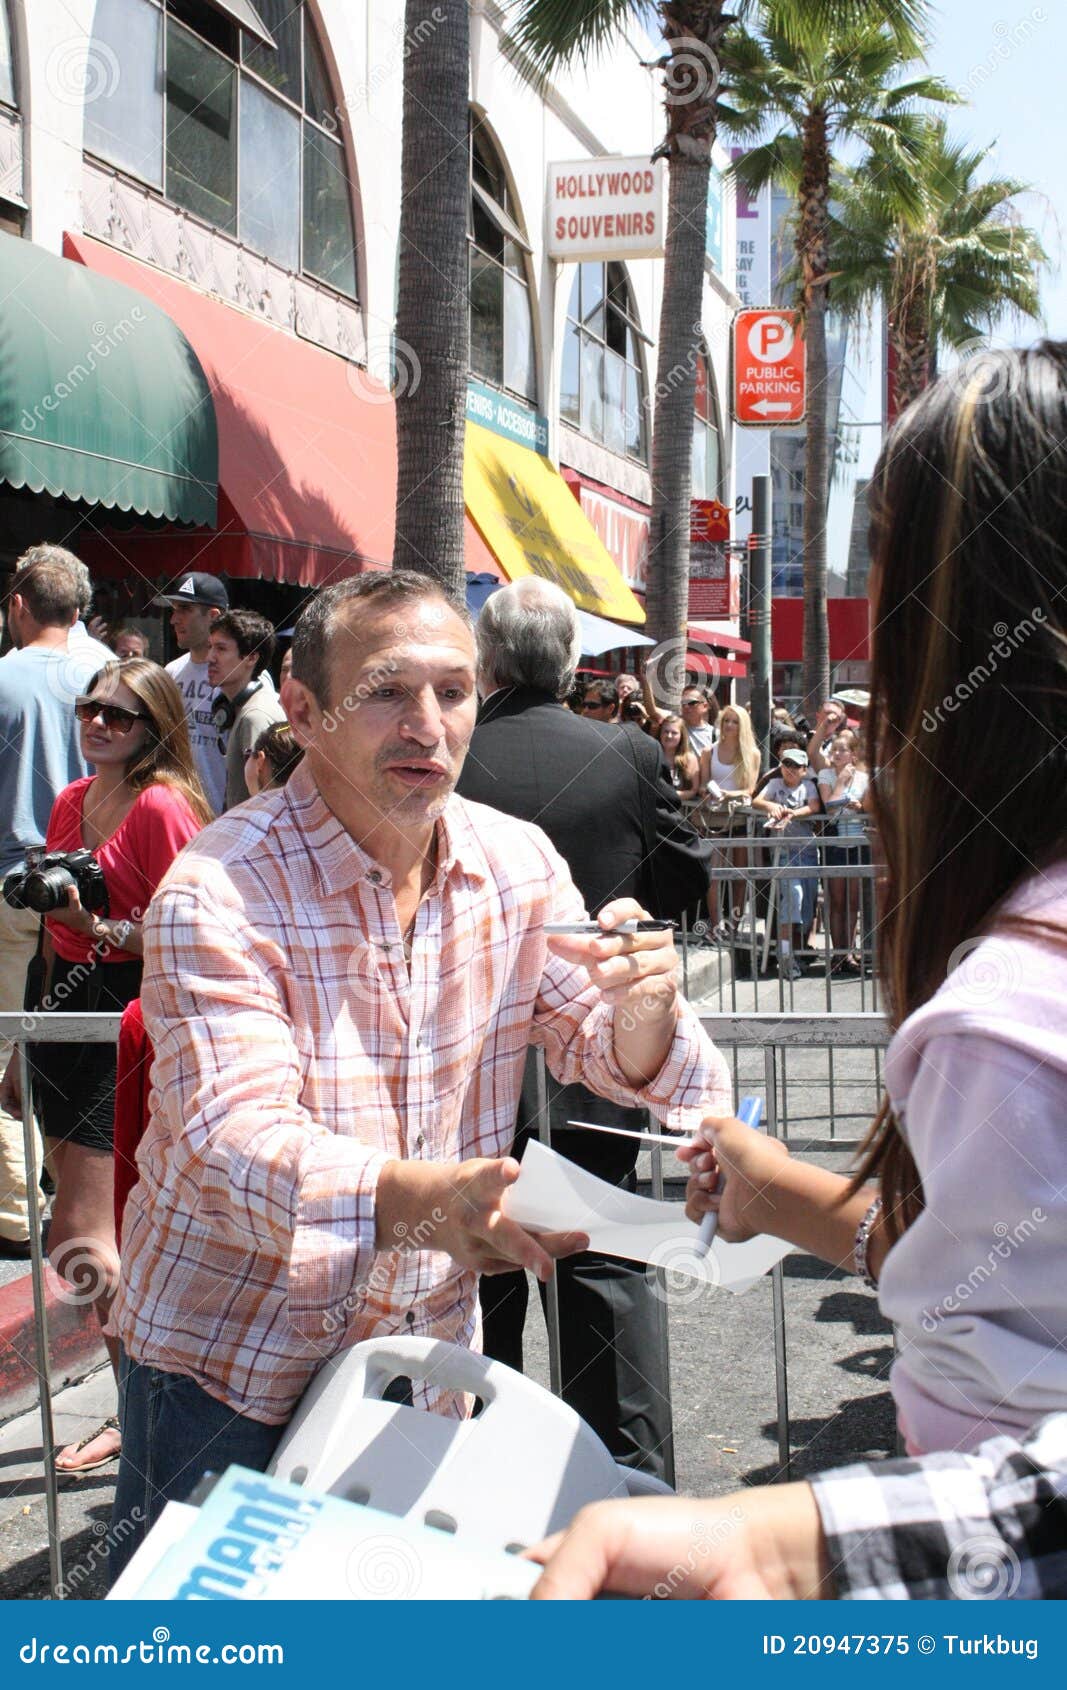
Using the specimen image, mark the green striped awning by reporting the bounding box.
[0,232,217,527]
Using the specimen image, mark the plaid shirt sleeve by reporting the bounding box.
[141,877,390,1343]
[812,1413,1067,1600]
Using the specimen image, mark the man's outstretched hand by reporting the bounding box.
[376,1156,587,1280]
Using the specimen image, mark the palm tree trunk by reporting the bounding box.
[798,107,831,716]
[647,151,710,691]
[392,0,469,594]
[646,2,727,703]
[888,248,935,414]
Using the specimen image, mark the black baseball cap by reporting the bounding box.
[157,572,229,610]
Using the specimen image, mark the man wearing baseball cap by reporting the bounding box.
[752,745,823,979]
[160,574,230,815]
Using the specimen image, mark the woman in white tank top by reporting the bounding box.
[698,706,760,939]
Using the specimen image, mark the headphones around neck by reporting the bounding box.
[212,675,263,734]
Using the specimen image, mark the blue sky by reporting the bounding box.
[825,2,1066,571]
[924,0,1066,335]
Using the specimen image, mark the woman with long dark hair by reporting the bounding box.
[1,659,209,1472]
[530,344,1067,1597]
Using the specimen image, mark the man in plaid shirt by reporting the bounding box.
[530,1413,1067,1598]
[110,573,729,1576]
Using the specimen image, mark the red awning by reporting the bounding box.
[687,652,747,680]
[772,598,870,663]
[688,622,752,656]
[464,515,506,579]
[64,234,396,588]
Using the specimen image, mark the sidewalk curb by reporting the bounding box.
[0,1264,107,1426]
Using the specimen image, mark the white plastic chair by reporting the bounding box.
[268,1336,671,1554]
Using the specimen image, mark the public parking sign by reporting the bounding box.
[732,308,806,426]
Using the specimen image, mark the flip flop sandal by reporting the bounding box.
[54,1415,121,1476]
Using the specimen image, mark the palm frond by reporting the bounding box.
[827,121,1047,346]
[498,0,640,80]
[727,132,802,196]
[759,0,932,57]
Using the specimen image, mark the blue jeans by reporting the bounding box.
[777,841,818,935]
[109,1350,285,1587]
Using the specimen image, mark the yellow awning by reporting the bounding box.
[464,423,646,624]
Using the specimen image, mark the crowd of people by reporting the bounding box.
[568,672,873,975]
[0,343,1062,1602]
[0,552,302,1473]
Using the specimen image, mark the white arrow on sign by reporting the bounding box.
[750,398,794,416]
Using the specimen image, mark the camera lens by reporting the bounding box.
[20,866,76,914]
[2,871,28,910]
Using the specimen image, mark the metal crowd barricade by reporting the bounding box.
[2,1010,123,1600]
[695,1012,890,1475]
[682,813,884,1145]
[11,1008,889,1597]
[532,1011,890,1484]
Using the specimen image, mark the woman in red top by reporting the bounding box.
[1,659,210,1472]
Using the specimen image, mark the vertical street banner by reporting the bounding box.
[730,149,771,548]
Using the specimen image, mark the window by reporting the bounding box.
[691,350,723,500]
[561,262,648,463]
[0,0,15,107]
[84,0,357,298]
[469,119,536,402]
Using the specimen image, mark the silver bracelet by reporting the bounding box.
[111,919,134,950]
[853,1195,882,1289]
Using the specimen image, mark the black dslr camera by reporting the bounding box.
[3,849,109,916]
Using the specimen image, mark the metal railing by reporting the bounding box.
[5,1006,891,1597]
[1,1011,123,1600]
[676,816,884,1147]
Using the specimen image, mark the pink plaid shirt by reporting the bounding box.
[112,760,730,1423]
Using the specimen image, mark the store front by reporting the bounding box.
[771,598,871,702]
[0,229,216,590]
[65,234,394,617]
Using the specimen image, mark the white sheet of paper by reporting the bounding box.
[504,1139,793,1294]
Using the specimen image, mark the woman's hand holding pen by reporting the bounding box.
[678,1114,791,1242]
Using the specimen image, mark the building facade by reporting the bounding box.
[0,0,746,677]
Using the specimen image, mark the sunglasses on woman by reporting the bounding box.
[74,698,149,734]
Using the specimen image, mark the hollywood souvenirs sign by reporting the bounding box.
[547,158,666,261]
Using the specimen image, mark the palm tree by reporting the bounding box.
[503,1,937,705]
[721,4,953,711]
[828,120,1046,415]
[504,2,732,689]
[392,0,470,594]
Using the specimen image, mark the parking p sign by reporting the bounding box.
[732,308,806,426]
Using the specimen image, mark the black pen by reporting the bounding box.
[543,920,677,935]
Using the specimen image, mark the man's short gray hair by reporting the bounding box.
[13,544,92,613]
[8,546,83,628]
[476,579,582,699]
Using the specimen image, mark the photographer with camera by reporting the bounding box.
[0,659,210,1474]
